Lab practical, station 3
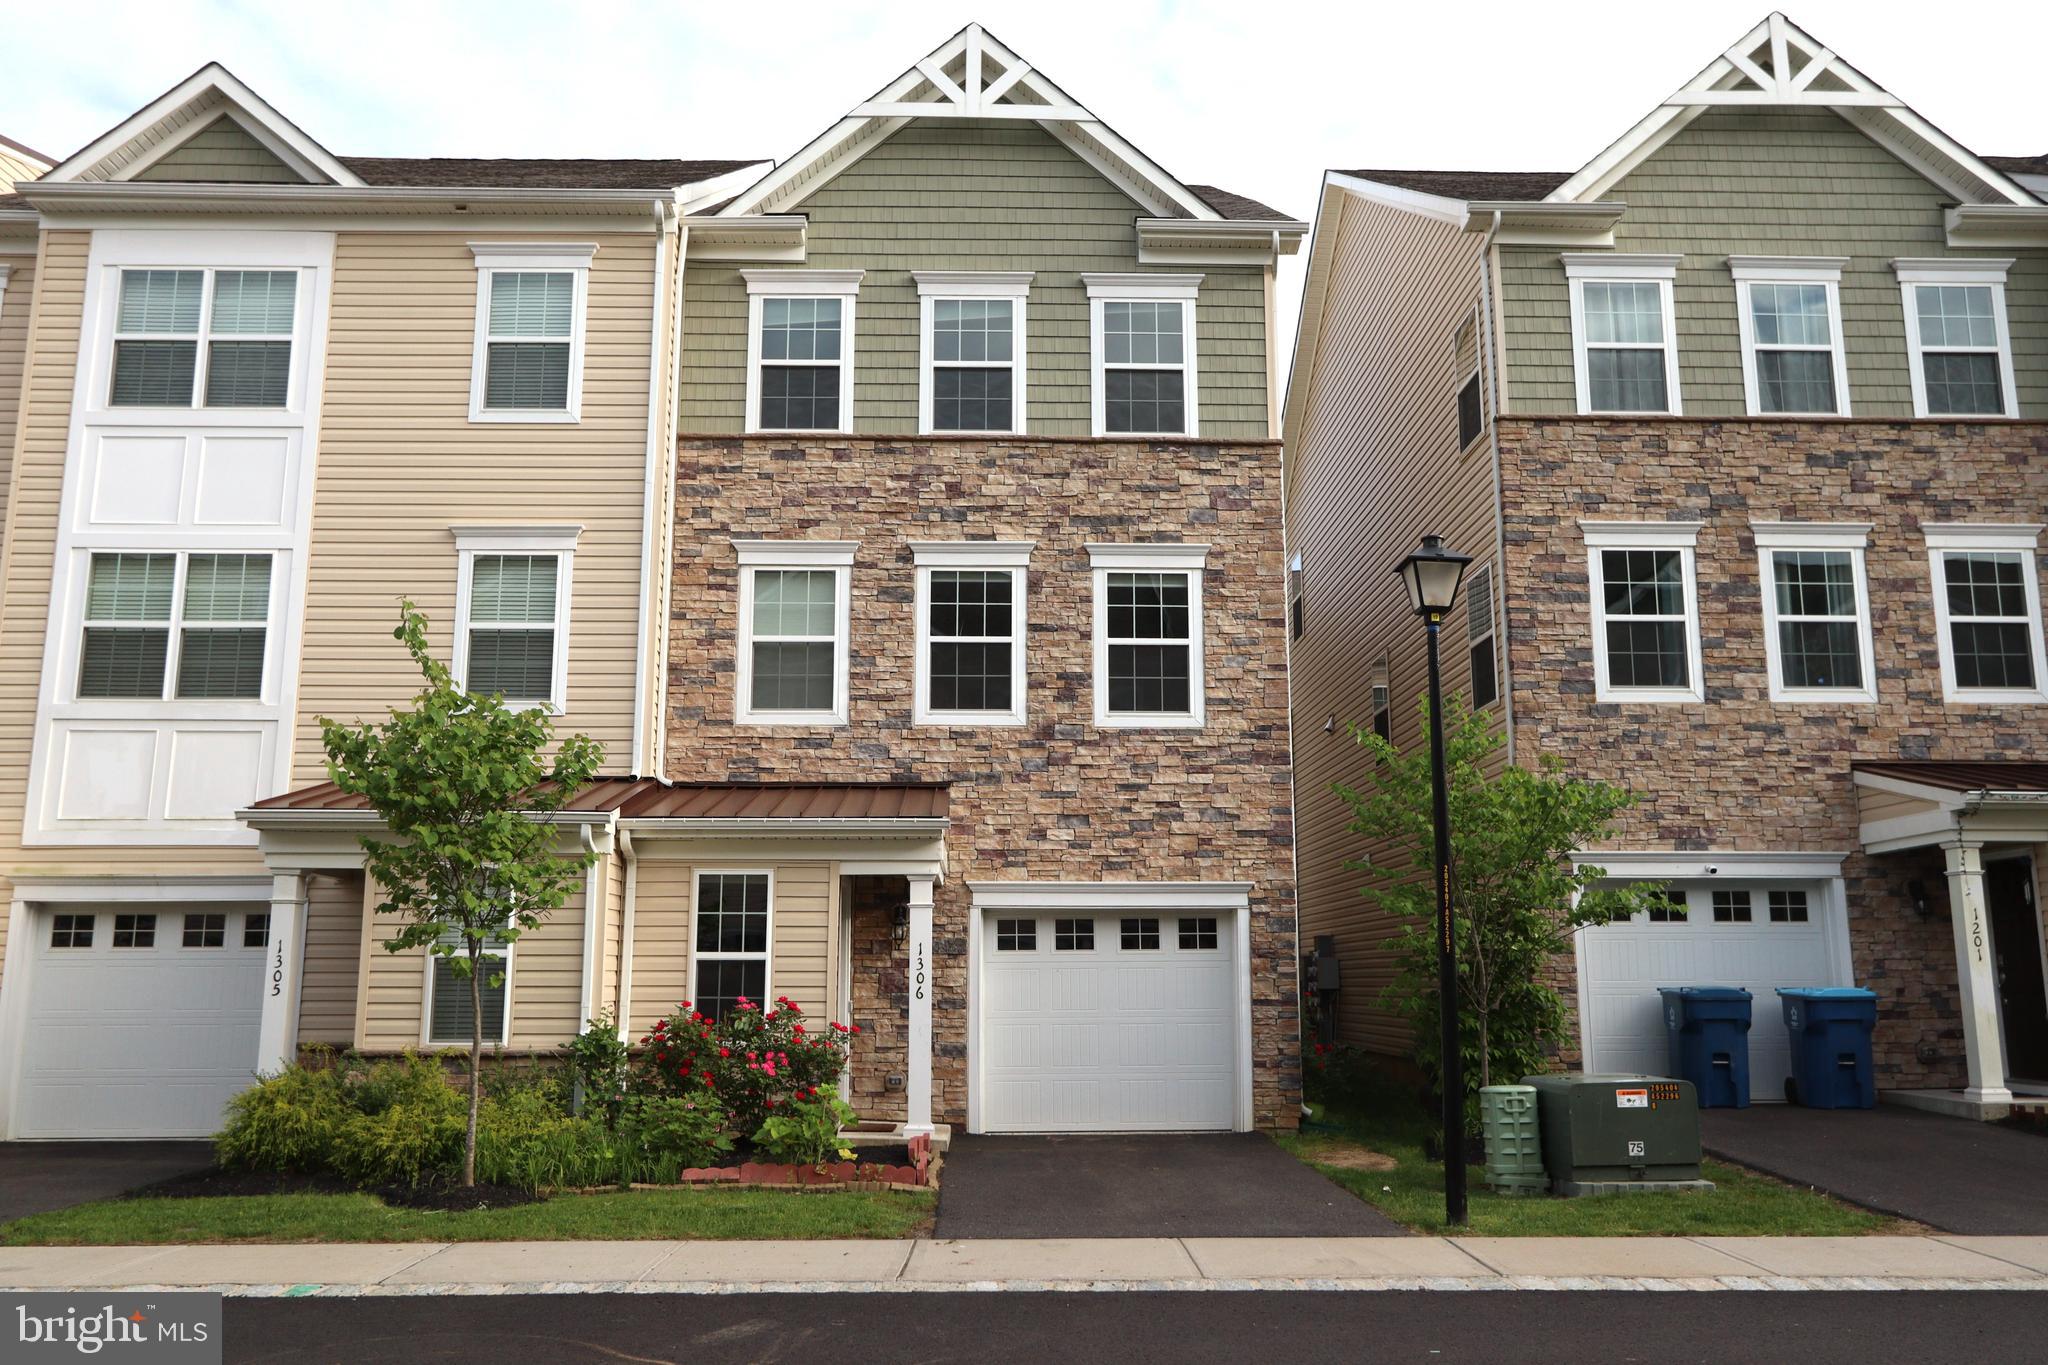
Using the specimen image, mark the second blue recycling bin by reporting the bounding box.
[1659,986,1753,1108]
[1777,987,1878,1108]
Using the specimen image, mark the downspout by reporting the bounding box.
[1475,210,1516,764]
[616,827,638,1036]
[629,198,672,776]
[577,821,604,1029]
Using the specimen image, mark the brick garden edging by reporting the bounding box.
[552,1134,936,1194]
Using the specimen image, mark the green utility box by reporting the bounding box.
[1480,1085,1546,1195]
[1521,1074,1714,1197]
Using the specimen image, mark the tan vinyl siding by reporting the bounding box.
[133,116,301,183]
[681,120,1270,438]
[297,870,365,1045]
[1285,186,1500,1054]
[626,857,692,1037]
[0,150,48,191]
[1501,108,2048,418]
[294,231,656,777]
[770,862,831,1017]
[356,881,591,1051]
[0,252,34,537]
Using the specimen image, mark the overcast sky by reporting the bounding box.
[7,0,2045,380]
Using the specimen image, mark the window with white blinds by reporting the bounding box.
[76,551,271,701]
[428,928,511,1045]
[463,553,561,707]
[483,272,573,411]
[108,268,297,409]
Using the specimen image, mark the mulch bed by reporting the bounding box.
[127,1167,539,1210]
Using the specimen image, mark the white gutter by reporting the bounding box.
[629,200,670,775]
[617,828,639,1033]
[21,181,686,215]
[578,822,604,1029]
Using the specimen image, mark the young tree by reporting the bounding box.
[321,601,604,1186]
[1339,695,1660,1129]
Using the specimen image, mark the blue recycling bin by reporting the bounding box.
[1659,986,1753,1108]
[1777,987,1878,1108]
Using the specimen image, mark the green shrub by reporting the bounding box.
[752,1095,856,1167]
[326,1057,466,1187]
[640,995,853,1136]
[567,1014,631,1126]
[216,1065,351,1173]
[616,1095,732,1182]
[344,1052,463,1117]
[476,1085,617,1190]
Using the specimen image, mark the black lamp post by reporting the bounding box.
[1394,533,1473,1227]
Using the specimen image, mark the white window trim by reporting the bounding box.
[1563,254,1683,417]
[466,242,596,425]
[1728,257,1851,417]
[1893,258,2020,419]
[1752,521,1877,704]
[422,932,514,1048]
[732,539,856,726]
[1581,519,1704,704]
[910,541,1033,727]
[1083,273,1202,438]
[66,548,281,707]
[742,269,864,435]
[1087,542,1208,729]
[450,524,581,714]
[1924,522,2048,705]
[915,272,1032,436]
[107,265,300,412]
[688,867,774,1015]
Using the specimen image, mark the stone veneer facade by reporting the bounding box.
[1498,416,2048,1090]
[665,435,1300,1129]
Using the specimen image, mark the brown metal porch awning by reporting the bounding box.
[248,776,949,822]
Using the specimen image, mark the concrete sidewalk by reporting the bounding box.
[4,1236,2047,1294]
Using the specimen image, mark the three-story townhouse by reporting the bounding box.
[1286,13,2048,1118]
[0,64,766,1138]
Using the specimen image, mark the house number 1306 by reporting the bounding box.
[913,943,926,1001]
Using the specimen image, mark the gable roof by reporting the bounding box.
[0,133,54,170]
[1337,169,1570,203]
[1186,184,1294,221]
[718,23,1273,223]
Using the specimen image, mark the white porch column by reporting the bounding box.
[904,873,936,1138]
[255,871,309,1075]
[1944,841,2013,1104]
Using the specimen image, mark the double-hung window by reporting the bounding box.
[1454,314,1484,450]
[426,926,511,1046]
[733,540,855,726]
[1895,260,2020,418]
[1465,562,1498,709]
[693,871,770,1021]
[1754,522,1876,703]
[467,243,594,422]
[1089,543,1206,728]
[452,526,578,712]
[911,542,1031,726]
[76,550,272,701]
[109,267,298,409]
[743,270,863,433]
[1582,521,1703,703]
[1564,255,1682,415]
[1084,274,1201,437]
[1925,524,2048,704]
[915,272,1031,434]
[1730,258,1850,416]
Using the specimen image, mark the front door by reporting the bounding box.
[1986,857,2048,1083]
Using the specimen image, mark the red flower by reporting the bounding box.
[850,1024,861,1034]
[680,1001,693,1011]
[793,1023,806,1035]
[718,1047,730,1058]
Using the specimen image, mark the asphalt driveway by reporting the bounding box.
[935,1132,1406,1238]
[1701,1104,2048,1234]
[0,1141,215,1225]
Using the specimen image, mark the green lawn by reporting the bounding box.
[1,1187,935,1246]
[1281,1097,1906,1237]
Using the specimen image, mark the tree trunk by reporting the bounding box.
[465,943,482,1187]
[1477,1008,1491,1090]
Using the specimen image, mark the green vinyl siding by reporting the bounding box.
[1501,108,2048,418]
[133,116,302,183]
[681,120,1270,437]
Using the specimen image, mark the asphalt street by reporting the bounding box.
[223,1290,2048,1363]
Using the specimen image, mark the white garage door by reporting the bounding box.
[1579,881,1845,1103]
[979,909,1240,1132]
[14,905,266,1139]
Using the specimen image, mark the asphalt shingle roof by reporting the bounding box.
[336,157,765,191]
[1187,183,1296,221]
[1337,168,1572,202]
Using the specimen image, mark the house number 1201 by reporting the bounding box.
[913,943,926,1001]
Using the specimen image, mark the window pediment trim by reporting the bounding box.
[742,268,865,296]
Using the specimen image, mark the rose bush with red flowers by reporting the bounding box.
[638,995,855,1137]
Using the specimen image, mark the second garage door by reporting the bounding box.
[11,905,267,1139]
[1579,880,1847,1102]
[978,909,1240,1132]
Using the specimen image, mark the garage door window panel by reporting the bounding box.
[1178,917,1218,950]
[1055,918,1094,950]
[1769,890,1809,923]
[50,914,94,948]
[113,913,157,948]
[243,912,270,947]
[182,913,227,947]
[1712,890,1753,924]
[995,918,1037,951]
[1120,917,1160,950]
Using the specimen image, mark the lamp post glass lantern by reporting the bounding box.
[1393,534,1472,1226]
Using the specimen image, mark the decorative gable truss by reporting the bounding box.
[41,63,361,187]
[701,24,1304,267]
[1551,10,2042,241]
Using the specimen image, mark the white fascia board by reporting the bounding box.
[48,62,363,187]
[681,215,807,263]
[908,540,1035,567]
[731,538,859,566]
[1465,203,1627,248]
[1570,849,1849,881]
[1135,220,1308,267]
[6,874,272,902]
[1086,542,1210,570]
[913,271,1034,297]
[1326,172,1467,226]
[1945,206,2048,249]
[22,181,670,219]
[966,880,1253,911]
[676,162,776,215]
[1850,769,1970,808]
